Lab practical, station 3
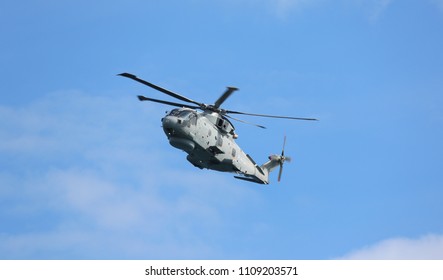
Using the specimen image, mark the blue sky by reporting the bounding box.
[1,0,443,259]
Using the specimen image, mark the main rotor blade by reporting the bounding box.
[225,115,266,129]
[225,110,318,121]
[119,73,203,107]
[214,87,238,108]
[137,95,200,109]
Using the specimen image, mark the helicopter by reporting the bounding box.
[119,73,317,184]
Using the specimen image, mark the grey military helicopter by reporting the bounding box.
[119,73,317,184]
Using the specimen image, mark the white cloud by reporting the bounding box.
[0,166,232,259]
[339,234,443,259]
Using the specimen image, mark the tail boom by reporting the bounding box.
[233,155,285,185]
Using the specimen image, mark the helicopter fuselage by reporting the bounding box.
[161,108,275,184]
[118,72,309,184]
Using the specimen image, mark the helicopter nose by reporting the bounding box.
[162,116,175,131]
[162,116,173,126]
[162,115,184,137]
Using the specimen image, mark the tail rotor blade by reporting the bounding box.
[277,136,291,182]
[278,162,283,182]
[281,135,287,157]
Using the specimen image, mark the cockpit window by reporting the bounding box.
[178,110,192,118]
[168,109,181,116]
[168,109,194,118]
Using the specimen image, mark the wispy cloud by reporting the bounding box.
[221,0,322,19]
[217,0,396,21]
[341,0,394,22]
[271,0,313,17]
[271,0,394,21]
[430,0,443,11]
[339,234,443,259]
[369,0,393,22]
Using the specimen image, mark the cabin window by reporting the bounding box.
[232,148,236,157]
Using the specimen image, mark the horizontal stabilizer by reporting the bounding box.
[234,176,266,184]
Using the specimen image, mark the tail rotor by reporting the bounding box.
[277,135,291,182]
